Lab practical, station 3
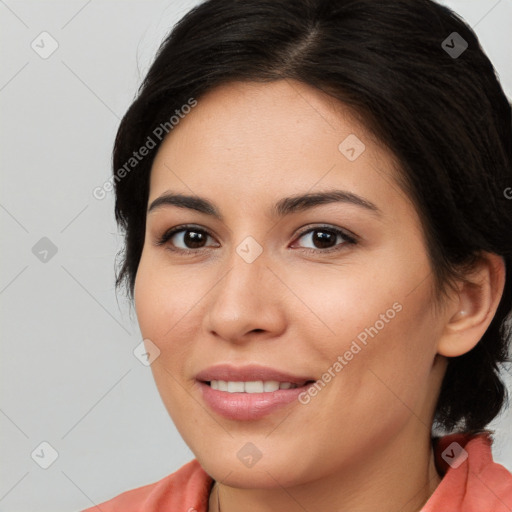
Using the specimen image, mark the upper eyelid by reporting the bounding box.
[295,224,356,240]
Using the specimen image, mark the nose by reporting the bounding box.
[203,246,286,344]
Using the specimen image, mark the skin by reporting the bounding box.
[134,79,505,512]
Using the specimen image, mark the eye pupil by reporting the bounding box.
[313,230,336,248]
[314,230,336,248]
[185,230,206,248]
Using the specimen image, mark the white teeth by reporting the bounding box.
[227,381,244,393]
[245,381,264,393]
[209,380,299,393]
[263,380,280,392]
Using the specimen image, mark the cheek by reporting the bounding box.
[330,291,439,427]
[134,252,217,401]
[134,251,202,341]
[134,259,163,340]
[290,259,438,408]
[281,262,406,356]
[134,256,197,416]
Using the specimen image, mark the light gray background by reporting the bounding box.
[1,1,511,511]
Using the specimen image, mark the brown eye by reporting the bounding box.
[156,225,218,251]
[293,226,357,253]
[175,229,209,249]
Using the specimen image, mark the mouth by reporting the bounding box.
[203,379,314,392]
[195,364,317,420]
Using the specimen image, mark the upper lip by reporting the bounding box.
[196,364,316,386]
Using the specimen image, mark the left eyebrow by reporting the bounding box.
[272,190,382,218]
[147,189,382,219]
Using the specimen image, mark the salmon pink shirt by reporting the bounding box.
[81,433,512,511]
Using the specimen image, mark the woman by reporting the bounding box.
[83,0,512,510]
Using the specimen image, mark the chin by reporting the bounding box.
[191,437,320,489]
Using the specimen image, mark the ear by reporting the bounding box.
[437,252,506,358]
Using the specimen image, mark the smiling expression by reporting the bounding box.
[134,79,447,488]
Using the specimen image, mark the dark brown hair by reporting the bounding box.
[112,0,512,432]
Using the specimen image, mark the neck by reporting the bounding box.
[209,429,442,512]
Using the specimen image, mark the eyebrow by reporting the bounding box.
[147,189,382,219]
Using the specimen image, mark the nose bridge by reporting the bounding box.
[220,235,268,303]
[204,234,280,340]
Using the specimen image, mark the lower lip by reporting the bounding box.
[198,381,314,421]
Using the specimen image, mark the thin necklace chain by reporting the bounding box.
[216,481,221,512]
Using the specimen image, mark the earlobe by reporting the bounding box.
[437,253,506,358]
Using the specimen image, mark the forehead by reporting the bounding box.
[147,79,411,218]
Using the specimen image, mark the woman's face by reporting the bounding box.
[134,79,447,487]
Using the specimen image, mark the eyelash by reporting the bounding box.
[154,224,358,255]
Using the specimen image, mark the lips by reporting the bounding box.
[195,364,317,421]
